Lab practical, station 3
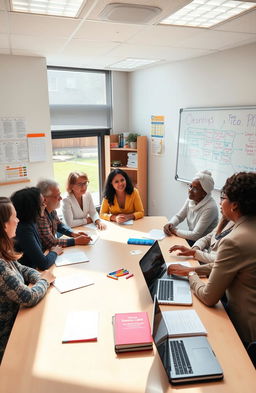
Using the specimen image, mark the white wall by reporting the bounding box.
[128,42,256,218]
[112,71,129,133]
[0,55,54,197]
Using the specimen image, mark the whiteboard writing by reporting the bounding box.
[176,106,256,190]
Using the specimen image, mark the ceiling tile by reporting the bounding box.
[177,30,256,50]
[11,34,67,56]
[62,39,119,57]
[10,12,81,37]
[214,9,256,34]
[74,20,145,41]
[0,11,8,33]
[127,24,202,46]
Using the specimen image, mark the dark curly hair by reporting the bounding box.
[103,169,134,206]
[11,187,42,223]
[222,172,256,216]
[0,197,21,262]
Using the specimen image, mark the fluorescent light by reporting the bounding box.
[11,0,86,17]
[110,58,158,70]
[160,0,256,28]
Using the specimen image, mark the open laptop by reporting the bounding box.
[152,297,223,384]
[139,241,192,305]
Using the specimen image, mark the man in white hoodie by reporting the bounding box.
[164,170,218,246]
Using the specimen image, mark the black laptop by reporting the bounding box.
[139,241,192,305]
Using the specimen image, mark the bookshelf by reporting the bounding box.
[104,135,148,214]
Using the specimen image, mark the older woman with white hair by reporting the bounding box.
[164,170,218,245]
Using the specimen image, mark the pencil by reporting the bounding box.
[107,274,118,280]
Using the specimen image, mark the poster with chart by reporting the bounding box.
[176,106,256,189]
[151,115,165,156]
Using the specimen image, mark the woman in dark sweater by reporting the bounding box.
[11,187,63,270]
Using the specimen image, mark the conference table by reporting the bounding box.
[0,217,255,393]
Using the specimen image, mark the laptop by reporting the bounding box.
[152,297,224,384]
[139,241,192,305]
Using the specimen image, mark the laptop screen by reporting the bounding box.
[152,297,171,377]
[139,241,166,299]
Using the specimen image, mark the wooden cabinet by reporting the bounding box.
[104,135,148,214]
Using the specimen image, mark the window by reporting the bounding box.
[47,67,111,205]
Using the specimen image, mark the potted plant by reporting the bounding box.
[126,133,140,148]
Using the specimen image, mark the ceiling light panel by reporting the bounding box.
[160,0,256,28]
[110,58,158,70]
[10,0,86,17]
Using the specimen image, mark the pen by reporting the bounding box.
[116,271,129,277]
[126,273,134,279]
[107,274,118,280]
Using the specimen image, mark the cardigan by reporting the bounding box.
[62,192,99,228]
[190,216,256,345]
[15,222,57,270]
[192,220,234,264]
[36,210,74,250]
[0,259,49,362]
[100,188,144,221]
[168,194,219,241]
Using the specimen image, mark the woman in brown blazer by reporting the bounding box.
[168,172,256,347]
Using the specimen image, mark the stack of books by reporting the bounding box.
[113,311,153,353]
[126,152,137,168]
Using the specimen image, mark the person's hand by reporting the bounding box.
[167,264,194,276]
[116,214,130,224]
[72,231,90,238]
[40,270,55,284]
[74,235,92,245]
[95,219,106,230]
[51,245,63,255]
[164,223,175,236]
[86,217,93,225]
[169,245,196,257]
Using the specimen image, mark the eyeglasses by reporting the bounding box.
[76,181,89,187]
[188,184,200,193]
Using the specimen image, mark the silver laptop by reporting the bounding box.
[152,297,223,384]
[139,241,192,305]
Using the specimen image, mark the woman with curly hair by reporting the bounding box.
[100,169,144,223]
[168,172,256,347]
[0,197,55,363]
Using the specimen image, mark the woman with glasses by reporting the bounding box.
[11,187,63,270]
[0,197,55,363]
[62,171,105,230]
[164,170,218,245]
[168,172,256,347]
[100,169,144,223]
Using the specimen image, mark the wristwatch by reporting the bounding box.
[188,271,197,277]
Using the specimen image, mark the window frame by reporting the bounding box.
[48,66,112,205]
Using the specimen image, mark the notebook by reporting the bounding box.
[53,274,94,293]
[139,241,192,305]
[62,311,99,343]
[55,251,89,267]
[152,297,223,384]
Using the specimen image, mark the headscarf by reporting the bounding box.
[193,170,214,194]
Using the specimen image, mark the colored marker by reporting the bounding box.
[116,271,129,277]
[109,268,124,276]
[107,274,118,280]
[126,273,134,279]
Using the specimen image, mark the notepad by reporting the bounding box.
[163,309,207,337]
[89,232,99,245]
[144,229,166,241]
[53,274,94,293]
[55,251,89,267]
[62,311,99,343]
[120,219,134,225]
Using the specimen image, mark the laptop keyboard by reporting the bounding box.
[158,280,174,300]
[170,340,193,375]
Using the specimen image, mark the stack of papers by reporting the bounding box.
[55,251,89,267]
[53,274,94,293]
[62,311,99,343]
[144,229,166,241]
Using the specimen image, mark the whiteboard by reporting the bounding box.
[175,106,256,190]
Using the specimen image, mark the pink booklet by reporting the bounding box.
[113,312,153,352]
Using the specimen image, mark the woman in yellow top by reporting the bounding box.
[100,169,144,223]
